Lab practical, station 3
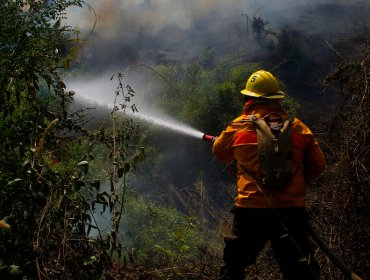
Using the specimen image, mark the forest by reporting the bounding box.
[0,0,369,279]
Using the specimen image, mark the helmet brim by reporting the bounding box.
[240,89,285,99]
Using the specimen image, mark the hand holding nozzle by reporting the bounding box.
[202,134,217,143]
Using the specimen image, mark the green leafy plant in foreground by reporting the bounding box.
[0,1,121,279]
[119,193,223,279]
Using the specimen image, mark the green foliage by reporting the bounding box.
[0,1,130,279]
[198,45,216,69]
[0,0,83,110]
[121,193,222,277]
[151,55,302,136]
[154,53,257,134]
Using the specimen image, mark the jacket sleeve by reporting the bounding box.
[303,136,326,183]
[212,128,236,163]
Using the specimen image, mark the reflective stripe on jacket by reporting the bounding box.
[212,101,326,208]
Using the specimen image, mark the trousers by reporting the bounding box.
[219,207,320,280]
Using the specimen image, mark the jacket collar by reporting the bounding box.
[242,100,284,116]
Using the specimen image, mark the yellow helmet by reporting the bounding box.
[241,70,284,99]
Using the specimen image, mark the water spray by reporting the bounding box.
[129,111,217,143]
[67,77,217,143]
[126,111,202,138]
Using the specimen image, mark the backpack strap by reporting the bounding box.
[236,115,262,185]
[239,113,294,191]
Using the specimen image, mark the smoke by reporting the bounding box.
[64,0,370,129]
[69,0,242,38]
[62,0,370,232]
[65,0,369,69]
[66,0,246,66]
[64,0,370,137]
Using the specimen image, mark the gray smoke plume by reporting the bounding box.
[65,0,369,69]
[65,0,369,129]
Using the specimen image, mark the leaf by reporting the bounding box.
[78,161,89,174]
[80,154,87,161]
[118,242,122,259]
[58,80,66,89]
[7,178,23,186]
[90,179,100,189]
[75,179,85,188]
[123,162,130,173]
[83,255,98,266]
[86,223,97,236]
[110,178,114,192]
[117,167,124,178]
[180,245,190,251]
[153,244,164,252]
[154,245,175,257]
[109,198,113,213]
[8,264,22,276]
[43,74,53,91]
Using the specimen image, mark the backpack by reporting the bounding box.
[243,112,293,191]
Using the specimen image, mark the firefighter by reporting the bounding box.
[212,70,326,279]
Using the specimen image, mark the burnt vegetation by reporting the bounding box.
[309,31,369,279]
[0,1,369,280]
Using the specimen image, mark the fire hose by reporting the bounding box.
[308,224,363,280]
[202,134,363,280]
[202,134,217,142]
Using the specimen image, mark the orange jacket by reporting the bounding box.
[212,101,326,208]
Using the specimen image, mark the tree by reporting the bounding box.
[0,1,119,278]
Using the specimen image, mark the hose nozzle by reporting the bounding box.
[202,134,216,143]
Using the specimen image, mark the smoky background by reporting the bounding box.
[64,0,369,222]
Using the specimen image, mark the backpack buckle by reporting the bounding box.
[274,169,282,179]
[270,123,283,132]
